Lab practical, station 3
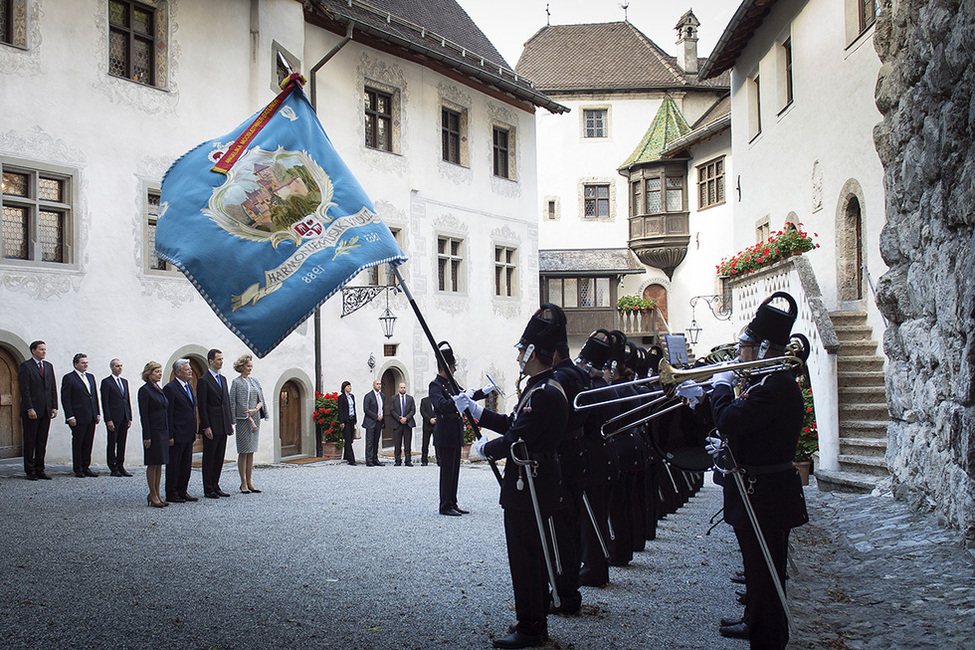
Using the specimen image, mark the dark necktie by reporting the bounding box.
[186,383,194,404]
[38,361,44,376]
[117,377,124,394]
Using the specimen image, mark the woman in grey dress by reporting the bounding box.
[230,354,267,494]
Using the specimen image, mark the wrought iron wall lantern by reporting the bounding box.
[341,280,401,340]
[686,294,732,345]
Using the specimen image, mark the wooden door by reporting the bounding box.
[279,380,301,457]
[380,368,400,449]
[644,283,668,332]
[0,347,22,459]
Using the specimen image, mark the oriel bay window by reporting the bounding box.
[639,169,686,215]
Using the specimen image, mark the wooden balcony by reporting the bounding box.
[628,211,690,278]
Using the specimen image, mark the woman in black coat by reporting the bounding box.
[138,361,171,508]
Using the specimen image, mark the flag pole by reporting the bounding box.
[392,266,503,486]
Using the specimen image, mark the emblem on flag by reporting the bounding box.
[156,75,407,357]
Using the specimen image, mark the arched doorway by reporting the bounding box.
[843,197,864,300]
[643,283,668,334]
[170,356,207,453]
[278,380,302,457]
[0,346,22,459]
[380,367,403,449]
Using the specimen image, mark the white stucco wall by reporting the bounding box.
[728,0,886,339]
[0,0,540,469]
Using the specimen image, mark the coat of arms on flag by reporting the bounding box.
[156,75,407,357]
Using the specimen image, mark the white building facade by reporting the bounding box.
[0,0,559,469]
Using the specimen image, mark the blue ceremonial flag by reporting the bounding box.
[156,76,407,357]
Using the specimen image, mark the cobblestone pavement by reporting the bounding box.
[0,460,972,649]
[788,478,975,649]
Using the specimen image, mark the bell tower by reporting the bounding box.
[675,10,700,75]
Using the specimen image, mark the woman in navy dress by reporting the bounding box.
[138,361,170,508]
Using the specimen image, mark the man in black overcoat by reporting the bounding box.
[197,349,233,498]
[100,358,133,476]
[61,353,101,477]
[18,340,57,480]
[164,358,199,502]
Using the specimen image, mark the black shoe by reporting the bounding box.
[454,507,469,514]
[37,472,52,480]
[578,567,609,588]
[119,468,133,477]
[440,508,463,516]
[719,622,750,639]
[720,616,744,627]
[179,493,199,502]
[731,571,746,584]
[25,474,38,481]
[492,630,545,648]
[74,471,85,478]
[83,468,99,477]
[421,461,428,466]
[204,491,220,499]
[111,470,124,477]
[166,495,186,503]
[374,461,385,466]
[347,461,357,466]
[394,462,402,466]
[215,489,231,497]
[549,601,581,615]
[405,462,413,467]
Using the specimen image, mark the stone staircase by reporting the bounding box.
[815,311,890,493]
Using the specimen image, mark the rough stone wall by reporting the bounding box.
[873,0,975,545]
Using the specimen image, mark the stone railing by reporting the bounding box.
[728,255,841,472]
[615,307,668,339]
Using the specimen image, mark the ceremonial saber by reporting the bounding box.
[392,266,502,487]
[511,439,561,609]
[547,517,563,576]
[723,445,797,636]
[582,490,610,560]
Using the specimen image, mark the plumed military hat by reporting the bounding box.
[437,340,456,369]
[516,303,567,358]
[740,292,798,348]
[578,329,612,368]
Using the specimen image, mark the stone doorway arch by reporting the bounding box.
[836,179,866,302]
[643,283,669,333]
[0,345,23,459]
[278,380,302,457]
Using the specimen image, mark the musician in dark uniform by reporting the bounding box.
[709,292,809,648]
[577,330,619,588]
[548,339,591,614]
[457,305,568,649]
[428,341,467,516]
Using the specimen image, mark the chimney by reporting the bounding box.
[675,10,700,75]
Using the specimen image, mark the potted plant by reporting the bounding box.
[461,420,477,460]
[313,391,343,458]
[794,375,818,485]
[616,295,657,312]
[717,223,819,277]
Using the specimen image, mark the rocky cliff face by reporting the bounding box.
[873,0,975,545]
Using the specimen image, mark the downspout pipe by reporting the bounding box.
[309,22,353,457]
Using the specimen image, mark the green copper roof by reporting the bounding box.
[619,96,691,170]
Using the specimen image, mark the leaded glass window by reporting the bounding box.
[583,109,607,138]
[1,164,72,264]
[437,236,463,293]
[442,109,461,164]
[493,127,510,178]
[584,184,609,218]
[109,0,156,86]
[365,88,393,151]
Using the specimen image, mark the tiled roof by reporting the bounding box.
[515,21,730,92]
[539,248,645,275]
[699,0,780,79]
[619,96,692,170]
[305,0,568,113]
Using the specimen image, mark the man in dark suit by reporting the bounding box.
[361,379,385,467]
[100,358,133,477]
[196,348,233,498]
[164,358,199,503]
[62,353,101,477]
[337,381,357,465]
[419,395,436,466]
[18,340,57,480]
[389,382,416,466]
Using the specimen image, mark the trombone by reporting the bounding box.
[573,339,807,411]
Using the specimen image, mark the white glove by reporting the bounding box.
[471,434,489,459]
[480,380,497,396]
[711,369,736,389]
[705,435,724,460]
[463,388,477,399]
[452,392,483,420]
[675,380,704,408]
